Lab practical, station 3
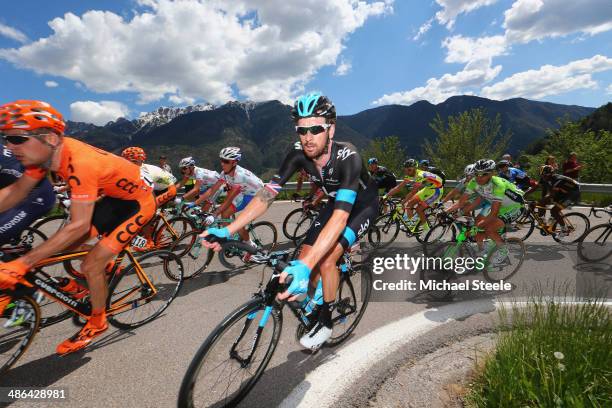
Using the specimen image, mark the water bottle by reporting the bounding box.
[204,215,215,226]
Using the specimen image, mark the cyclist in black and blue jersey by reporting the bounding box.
[202,92,378,350]
[0,143,54,247]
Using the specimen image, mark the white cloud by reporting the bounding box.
[168,94,195,105]
[70,100,130,125]
[435,0,499,28]
[504,0,612,43]
[442,35,507,63]
[607,84,612,95]
[334,59,352,76]
[0,0,392,105]
[413,18,433,41]
[481,55,612,100]
[0,23,28,43]
[44,80,59,88]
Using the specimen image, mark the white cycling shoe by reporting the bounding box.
[300,322,332,351]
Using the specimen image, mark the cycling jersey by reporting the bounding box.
[188,167,220,192]
[30,138,156,254]
[540,174,579,196]
[270,141,376,212]
[370,166,397,192]
[465,176,524,208]
[404,169,443,189]
[141,163,176,192]
[222,165,263,196]
[499,167,531,191]
[0,145,55,246]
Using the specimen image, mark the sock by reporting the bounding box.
[318,301,333,329]
[89,308,107,328]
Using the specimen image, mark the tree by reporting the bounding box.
[363,135,405,177]
[423,108,511,179]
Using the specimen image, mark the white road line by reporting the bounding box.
[279,299,611,408]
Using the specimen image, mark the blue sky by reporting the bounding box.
[0,0,610,124]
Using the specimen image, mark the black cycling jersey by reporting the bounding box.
[270,141,376,212]
[370,165,397,191]
[540,174,579,196]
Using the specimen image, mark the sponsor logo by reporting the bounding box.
[0,210,27,233]
[337,147,356,161]
[35,278,80,308]
[357,219,370,237]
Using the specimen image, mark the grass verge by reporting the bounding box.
[466,298,611,407]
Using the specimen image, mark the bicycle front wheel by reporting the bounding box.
[153,216,197,249]
[107,250,184,329]
[577,224,612,263]
[282,208,309,241]
[368,214,399,248]
[168,231,214,279]
[552,212,590,244]
[0,294,40,374]
[248,221,278,252]
[178,298,282,408]
[483,238,525,282]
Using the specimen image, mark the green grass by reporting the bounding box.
[467,298,611,407]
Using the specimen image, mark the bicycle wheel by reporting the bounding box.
[282,208,308,240]
[483,238,525,282]
[31,214,68,237]
[153,216,196,249]
[578,224,611,262]
[168,231,214,280]
[423,222,456,255]
[248,221,278,252]
[177,297,282,408]
[552,212,590,244]
[107,250,184,329]
[368,214,399,248]
[326,267,372,346]
[0,294,40,374]
[291,214,316,244]
[503,211,535,241]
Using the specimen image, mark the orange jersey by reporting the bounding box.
[53,138,152,202]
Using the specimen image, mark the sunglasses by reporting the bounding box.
[2,134,32,145]
[220,159,232,164]
[295,124,332,136]
[476,171,492,177]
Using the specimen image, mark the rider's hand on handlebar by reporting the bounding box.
[278,260,311,302]
[199,227,231,252]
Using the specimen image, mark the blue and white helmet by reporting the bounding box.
[291,92,336,122]
[179,156,195,167]
[219,147,241,161]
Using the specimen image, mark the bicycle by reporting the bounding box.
[282,204,320,243]
[177,239,372,408]
[31,191,71,235]
[577,206,612,262]
[0,245,184,373]
[506,200,589,243]
[367,198,438,247]
[421,214,525,300]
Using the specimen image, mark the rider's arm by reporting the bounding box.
[19,200,94,267]
[295,172,304,194]
[386,179,408,198]
[442,188,459,203]
[488,201,502,218]
[213,185,240,215]
[462,196,482,214]
[194,179,223,205]
[447,193,472,213]
[0,173,40,213]
[183,179,203,201]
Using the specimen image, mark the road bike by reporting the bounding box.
[577,206,612,262]
[368,198,438,247]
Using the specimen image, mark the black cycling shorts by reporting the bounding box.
[303,190,379,250]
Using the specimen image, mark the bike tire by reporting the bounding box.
[282,208,307,240]
[483,237,525,282]
[577,224,612,262]
[368,213,399,248]
[0,294,41,374]
[107,250,184,329]
[290,214,316,245]
[31,214,68,236]
[177,297,282,408]
[552,212,590,244]
[153,216,197,249]
[504,211,535,241]
[168,231,214,280]
[249,221,278,252]
[422,222,456,255]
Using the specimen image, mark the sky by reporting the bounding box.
[0,0,611,125]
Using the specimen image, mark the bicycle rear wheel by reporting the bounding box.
[0,294,40,374]
[107,250,184,329]
[368,214,399,248]
[577,224,611,262]
[282,208,309,241]
[483,238,525,282]
[552,212,590,244]
[503,211,535,241]
[153,216,197,249]
[168,231,214,279]
[178,297,282,408]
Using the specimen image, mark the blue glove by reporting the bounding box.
[205,227,231,240]
[184,202,196,209]
[284,260,311,296]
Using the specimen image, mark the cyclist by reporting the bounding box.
[384,159,443,232]
[0,143,55,248]
[367,158,397,193]
[534,165,580,234]
[202,92,378,350]
[497,159,535,192]
[442,163,475,204]
[0,100,156,354]
[197,148,263,246]
[294,142,325,207]
[177,157,220,212]
[446,159,524,263]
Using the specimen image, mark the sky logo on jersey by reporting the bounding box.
[337,147,356,161]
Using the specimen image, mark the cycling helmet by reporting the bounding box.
[368,158,378,165]
[121,147,146,162]
[540,165,554,176]
[291,92,336,122]
[464,163,476,177]
[294,141,303,150]
[219,147,241,161]
[179,156,196,168]
[419,159,430,167]
[474,159,496,173]
[403,158,418,168]
[497,159,510,167]
[0,100,65,134]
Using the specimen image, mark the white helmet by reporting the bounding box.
[294,141,302,150]
[219,147,241,161]
[179,156,195,168]
[464,163,476,177]
[474,159,496,173]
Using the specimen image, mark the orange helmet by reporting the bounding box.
[0,100,65,134]
[121,146,147,162]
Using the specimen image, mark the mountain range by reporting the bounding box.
[65,95,596,177]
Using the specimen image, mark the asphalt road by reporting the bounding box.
[1,202,609,408]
